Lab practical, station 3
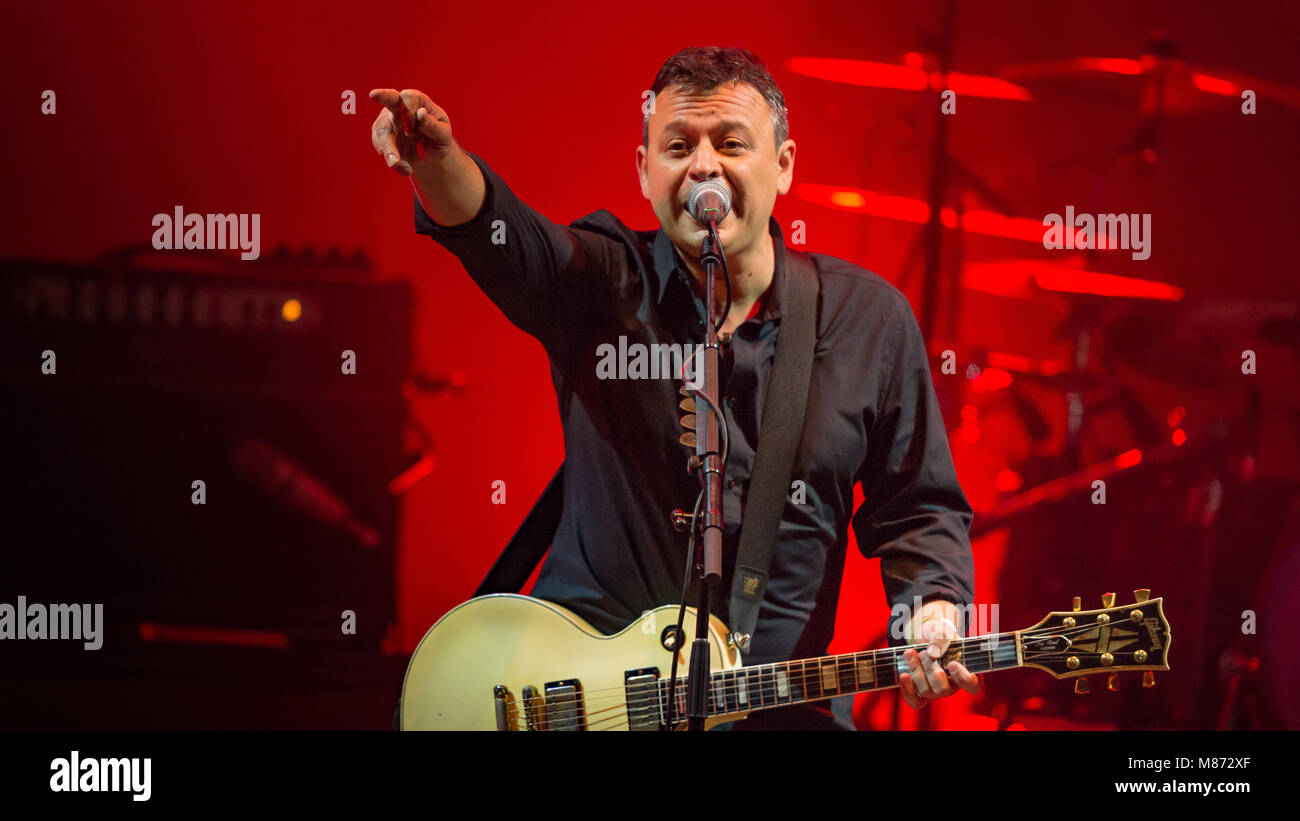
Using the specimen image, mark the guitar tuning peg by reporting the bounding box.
[1133,588,1151,603]
[679,384,690,397]
[680,413,697,431]
[1143,671,1156,688]
[679,397,695,413]
[679,432,697,448]
[1074,677,1090,694]
[1072,597,1081,612]
[1107,673,1120,692]
[1102,592,1116,607]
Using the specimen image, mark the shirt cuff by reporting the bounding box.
[888,587,971,646]
[412,151,497,239]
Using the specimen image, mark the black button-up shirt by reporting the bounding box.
[414,152,974,679]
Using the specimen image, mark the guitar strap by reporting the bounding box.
[726,249,819,653]
[476,249,822,652]
[475,464,564,596]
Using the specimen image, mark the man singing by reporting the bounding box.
[370,46,978,730]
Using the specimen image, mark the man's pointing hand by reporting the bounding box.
[369,88,455,177]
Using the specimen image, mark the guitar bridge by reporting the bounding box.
[493,685,519,731]
[522,685,546,731]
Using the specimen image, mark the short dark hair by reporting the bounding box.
[642,46,789,149]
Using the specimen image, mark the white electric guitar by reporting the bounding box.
[400,590,1171,731]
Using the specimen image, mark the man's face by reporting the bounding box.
[637,82,795,266]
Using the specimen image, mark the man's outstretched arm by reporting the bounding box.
[369,88,485,227]
[368,87,634,350]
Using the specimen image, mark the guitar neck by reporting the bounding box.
[664,632,1023,721]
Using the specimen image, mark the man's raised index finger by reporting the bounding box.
[369,88,412,132]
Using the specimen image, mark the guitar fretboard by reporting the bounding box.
[658,633,1021,724]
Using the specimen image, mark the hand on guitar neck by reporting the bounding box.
[899,600,983,709]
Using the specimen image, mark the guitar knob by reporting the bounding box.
[1072,597,1082,612]
[1134,588,1151,603]
[1074,677,1090,694]
[1107,673,1120,692]
[1143,671,1156,688]
[1102,592,1116,608]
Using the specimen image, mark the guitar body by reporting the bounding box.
[400,594,743,731]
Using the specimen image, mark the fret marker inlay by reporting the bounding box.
[857,658,875,685]
[820,661,838,693]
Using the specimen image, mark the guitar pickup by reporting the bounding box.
[544,679,586,731]
[623,668,660,731]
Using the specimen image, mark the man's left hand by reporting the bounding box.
[898,601,982,709]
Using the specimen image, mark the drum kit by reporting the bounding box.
[786,25,1300,730]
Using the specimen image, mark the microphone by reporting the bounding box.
[686,180,731,226]
[232,437,381,548]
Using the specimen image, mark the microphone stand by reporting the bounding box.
[687,220,725,732]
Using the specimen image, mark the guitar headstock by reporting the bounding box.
[1020,589,1171,692]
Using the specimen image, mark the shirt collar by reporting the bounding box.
[652,216,787,322]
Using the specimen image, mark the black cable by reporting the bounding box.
[709,221,733,334]
[665,489,704,730]
[686,385,729,465]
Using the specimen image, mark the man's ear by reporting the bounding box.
[636,144,650,200]
[775,139,796,196]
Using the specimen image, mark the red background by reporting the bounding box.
[3,0,1295,729]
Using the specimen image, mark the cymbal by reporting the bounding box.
[787,55,1033,101]
[1105,299,1300,390]
[796,183,1045,242]
[963,258,1184,302]
[1000,54,1300,115]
